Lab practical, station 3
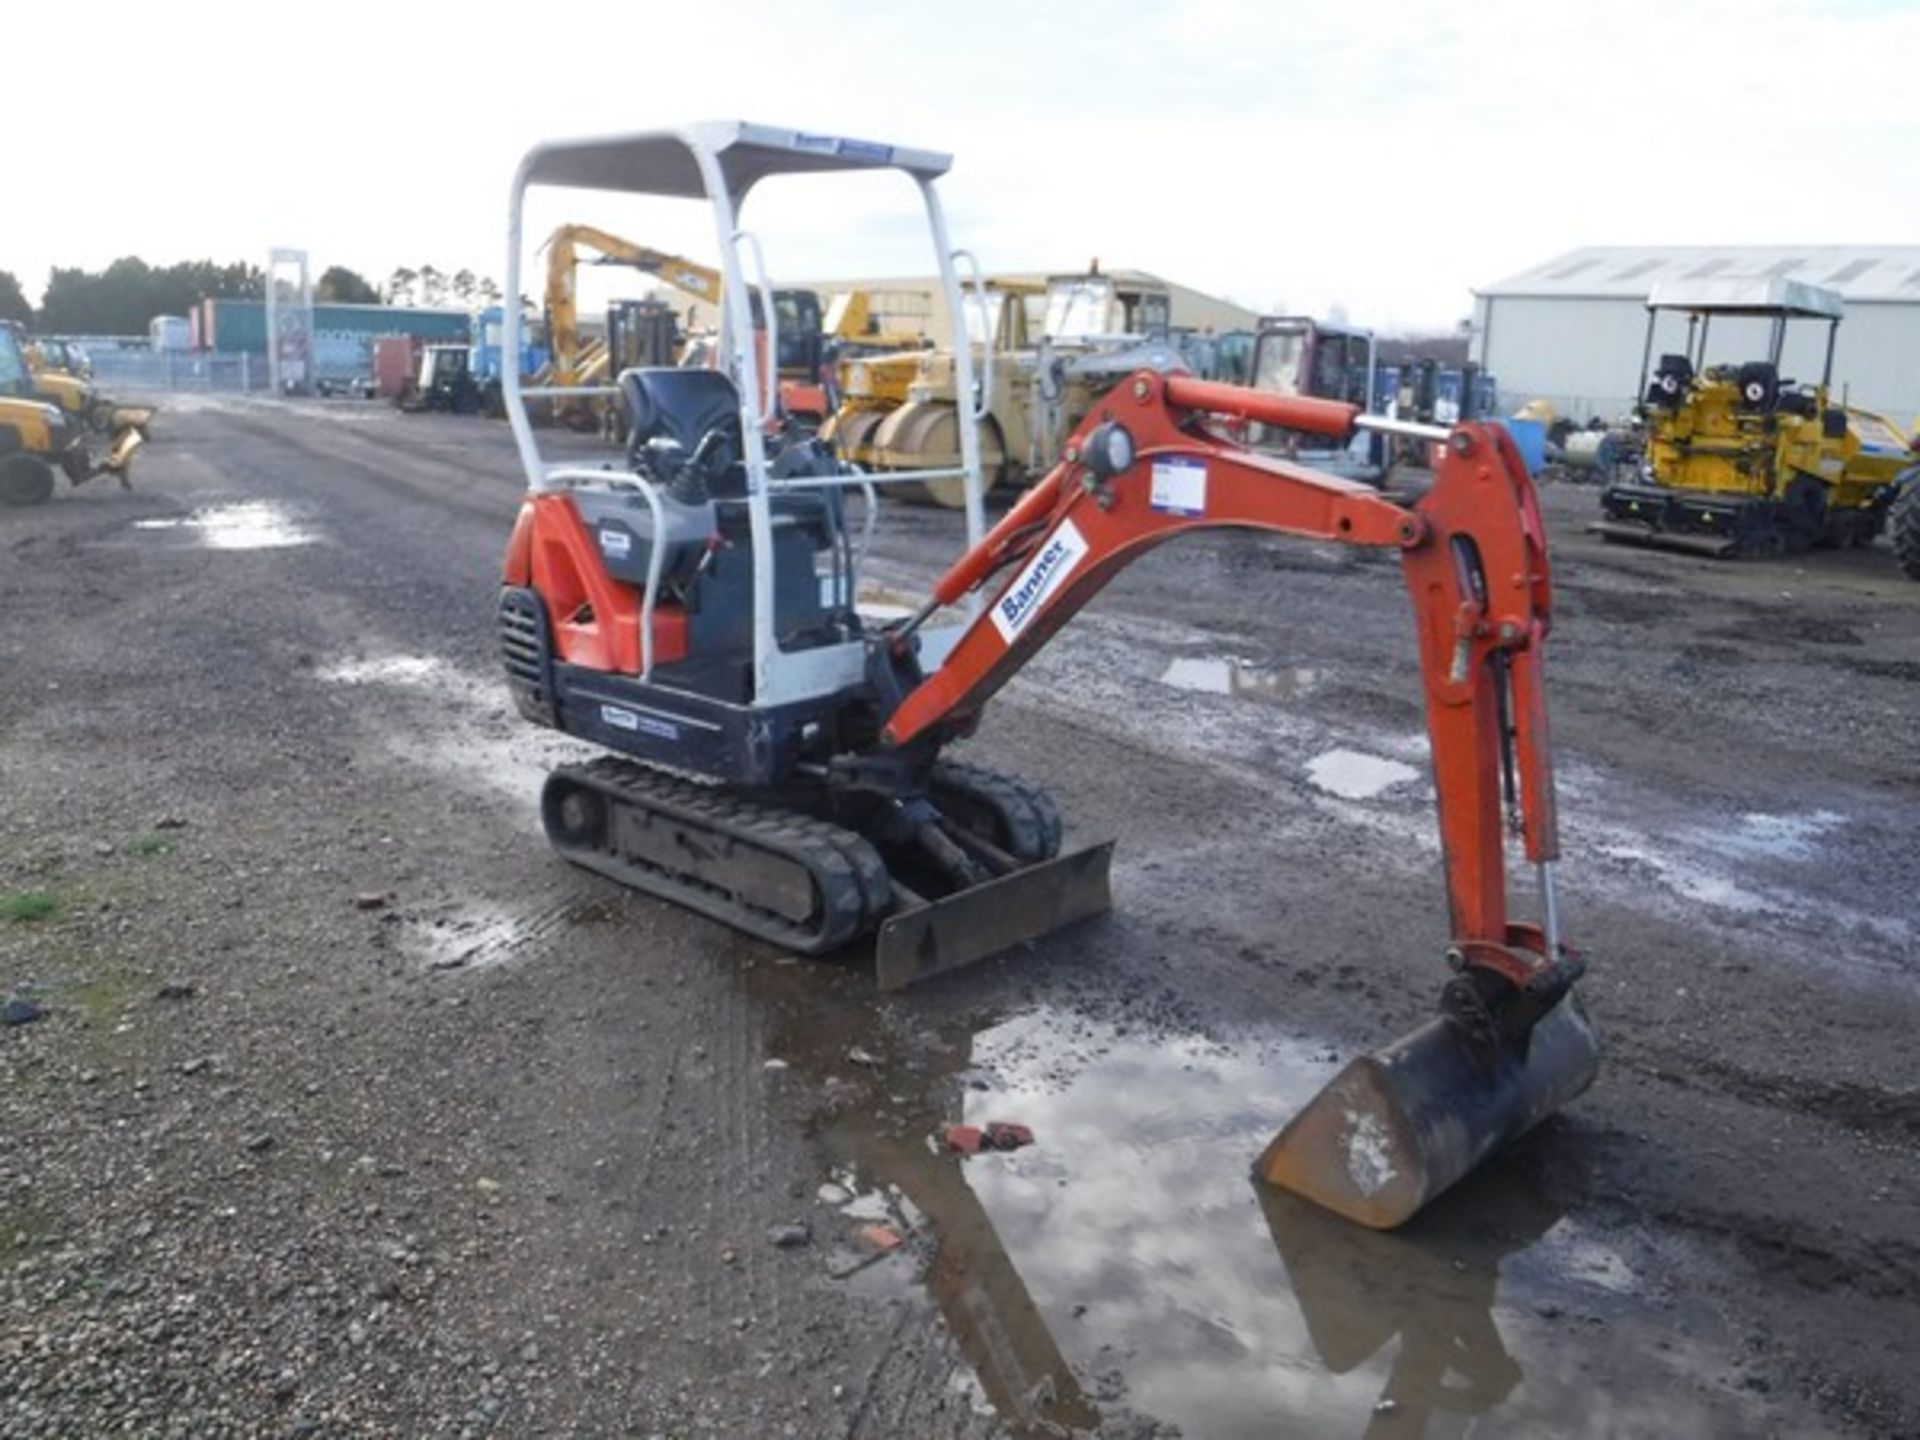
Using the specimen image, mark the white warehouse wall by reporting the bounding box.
[1472,295,1920,426]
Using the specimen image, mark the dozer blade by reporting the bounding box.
[1256,993,1599,1229]
[874,841,1113,991]
[1586,519,1738,558]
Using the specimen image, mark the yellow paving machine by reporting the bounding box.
[1595,280,1915,557]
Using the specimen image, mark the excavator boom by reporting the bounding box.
[878,371,1595,1226]
[543,224,722,388]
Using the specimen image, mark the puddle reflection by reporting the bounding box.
[1307,748,1422,800]
[133,501,314,549]
[1160,656,1320,701]
[750,990,1777,1439]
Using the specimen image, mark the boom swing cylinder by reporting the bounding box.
[871,372,1598,1228]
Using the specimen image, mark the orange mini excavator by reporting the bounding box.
[497,123,1598,1229]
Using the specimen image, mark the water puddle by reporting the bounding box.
[1697,810,1845,862]
[133,501,314,549]
[782,1001,1787,1439]
[1306,748,1421,800]
[1593,839,1768,914]
[313,649,595,810]
[1159,656,1319,701]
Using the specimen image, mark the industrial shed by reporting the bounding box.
[1472,246,1920,424]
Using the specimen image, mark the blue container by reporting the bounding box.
[1495,417,1547,475]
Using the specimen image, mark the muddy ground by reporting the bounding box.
[1,395,1916,1439]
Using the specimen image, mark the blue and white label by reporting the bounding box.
[598,527,632,560]
[1150,456,1208,517]
[990,519,1089,642]
[794,132,894,163]
[601,704,679,741]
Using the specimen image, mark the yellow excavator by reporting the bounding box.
[538,224,914,433]
[0,322,137,504]
[536,224,721,429]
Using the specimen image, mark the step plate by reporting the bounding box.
[874,841,1115,991]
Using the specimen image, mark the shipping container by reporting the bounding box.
[372,335,422,398]
[200,300,471,355]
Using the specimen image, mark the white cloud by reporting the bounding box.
[10,0,1916,331]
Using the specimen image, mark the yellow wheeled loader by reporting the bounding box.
[1594,280,1915,556]
[5,321,153,452]
[0,324,137,504]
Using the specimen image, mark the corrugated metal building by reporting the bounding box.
[1472,246,1920,423]
[667,268,1259,345]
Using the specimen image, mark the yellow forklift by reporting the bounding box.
[1594,280,1914,556]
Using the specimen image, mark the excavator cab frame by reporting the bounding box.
[504,120,996,709]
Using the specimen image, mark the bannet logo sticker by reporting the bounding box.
[990,519,1089,642]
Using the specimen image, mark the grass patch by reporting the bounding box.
[1,890,60,924]
[135,833,173,857]
[66,967,147,1027]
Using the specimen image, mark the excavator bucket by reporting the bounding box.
[874,841,1113,990]
[1257,994,1599,1229]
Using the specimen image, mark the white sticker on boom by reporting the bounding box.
[599,527,632,559]
[990,518,1089,642]
[1150,456,1208,517]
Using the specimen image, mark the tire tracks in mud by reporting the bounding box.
[1633,1048,1920,1144]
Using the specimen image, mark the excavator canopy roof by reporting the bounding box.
[1645,277,1844,319]
[516,121,952,200]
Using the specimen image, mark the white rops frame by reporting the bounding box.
[503,121,990,707]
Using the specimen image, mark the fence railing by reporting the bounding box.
[86,350,264,393]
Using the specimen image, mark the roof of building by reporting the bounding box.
[1479,246,1920,304]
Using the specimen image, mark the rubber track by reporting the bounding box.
[546,757,891,954]
[930,760,1063,861]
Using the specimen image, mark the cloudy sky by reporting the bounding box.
[12,0,1918,331]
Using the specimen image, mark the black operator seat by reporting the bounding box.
[618,367,747,500]
[1647,353,1694,408]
